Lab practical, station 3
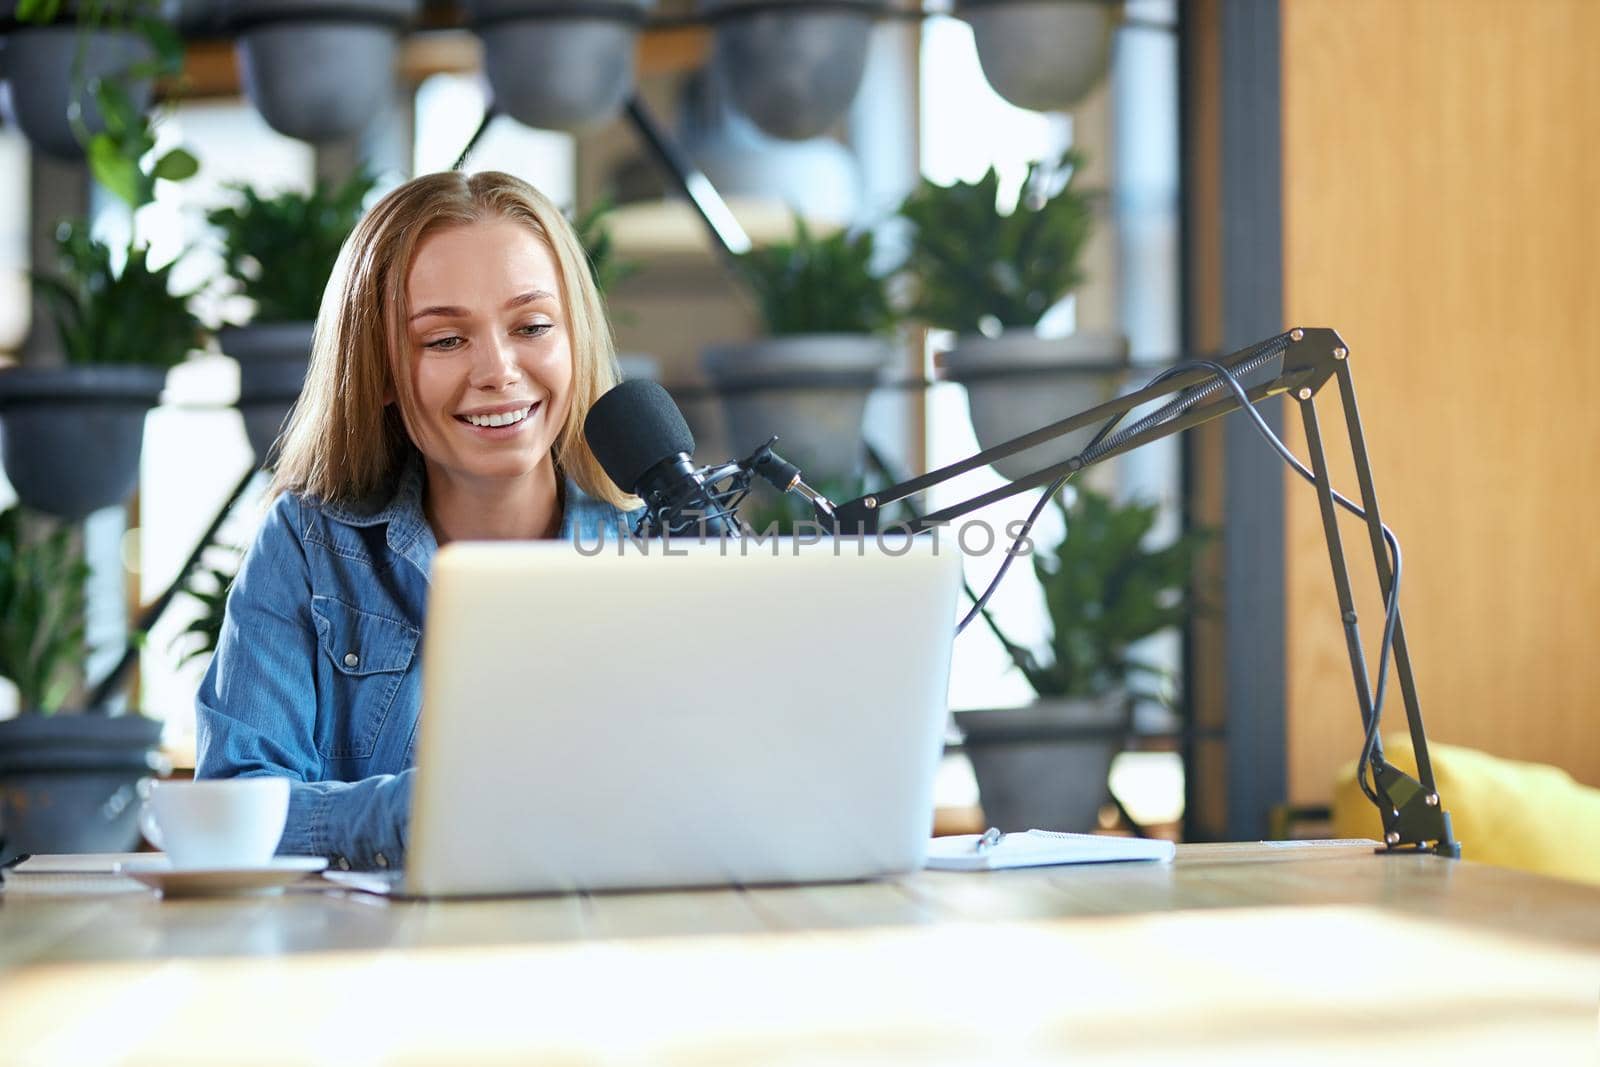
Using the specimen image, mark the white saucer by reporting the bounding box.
[113,856,329,897]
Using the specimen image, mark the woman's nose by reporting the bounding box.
[467,334,520,389]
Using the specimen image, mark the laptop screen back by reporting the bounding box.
[406,537,962,896]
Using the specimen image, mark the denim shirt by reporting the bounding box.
[195,456,639,871]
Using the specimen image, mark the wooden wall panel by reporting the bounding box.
[1281,0,1600,802]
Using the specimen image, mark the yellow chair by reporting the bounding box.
[1332,735,1600,886]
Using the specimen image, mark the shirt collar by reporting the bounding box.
[319,452,633,564]
[317,452,431,562]
[561,477,637,541]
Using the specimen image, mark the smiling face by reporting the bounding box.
[400,218,575,494]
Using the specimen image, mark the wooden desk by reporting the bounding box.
[3,843,1597,1064]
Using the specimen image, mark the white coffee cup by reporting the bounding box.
[139,778,290,869]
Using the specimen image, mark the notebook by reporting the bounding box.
[926,829,1176,871]
[0,852,153,895]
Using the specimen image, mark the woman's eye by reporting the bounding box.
[424,335,464,351]
[517,323,553,338]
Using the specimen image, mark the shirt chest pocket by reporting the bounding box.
[311,596,420,760]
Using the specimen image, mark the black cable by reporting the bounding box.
[953,468,1068,638]
[954,362,1197,637]
[1151,361,1400,810]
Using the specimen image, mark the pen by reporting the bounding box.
[975,827,1004,853]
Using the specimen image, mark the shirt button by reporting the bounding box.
[343,652,360,668]
[374,852,388,868]
[336,856,351,871]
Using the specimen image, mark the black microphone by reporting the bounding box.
[584,380,742,538]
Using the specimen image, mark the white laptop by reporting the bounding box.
[328,536,962,898]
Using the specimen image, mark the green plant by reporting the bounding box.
[171,548,241,667]
[21,0,205,368]
[0,508,90,714]
[898,152,1094,336]
[1021,486,1210,701]
[206,172,378,324]
[34,220,204,368]
[17,0,196,206]
[571,198,640,300]
[736,216,897,336]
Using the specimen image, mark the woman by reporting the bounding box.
[196,171,640,872]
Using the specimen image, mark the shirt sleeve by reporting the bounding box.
[194,493,410,871]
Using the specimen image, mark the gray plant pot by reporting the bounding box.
[467,0,652,132]
[702,0,883,141]
[665,381,730,466]
[960,0,1115,113]
[219,322,313,465]
[615,352,659,382]
[0,24,154,160]
[702,334,893,482]
[0,365,168,520]
[0,713,167,866]
[943,329,1128,482]
[954,691,1127,833]
[224,0,419,144]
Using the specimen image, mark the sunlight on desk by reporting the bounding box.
[4,903,1595,1065]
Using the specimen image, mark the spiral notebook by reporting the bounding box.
[926,830,1176,871]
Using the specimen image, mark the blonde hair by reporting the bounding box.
[269,170,633,510]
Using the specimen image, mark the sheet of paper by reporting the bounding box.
[8,853,151,874]
[926,830,1176,871]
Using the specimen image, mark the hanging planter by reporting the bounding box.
[221,0,420,144]
[942,330,1127,481]
[0,498,172,864]
[0,713,167,864]
[206,171,375,465]
[898,157,1124,480]
[13,205,204,520]
[659,380,729,466]
[0,365,169,520]
[0,17,154,160]
[465,0,654,132]
[0,507,170,864]
[218,323,312,464]
[615,353,659,381]
[700,0,886,141]
[958,0,1116,113]
[703,335,892,482]
[705,217,897,483]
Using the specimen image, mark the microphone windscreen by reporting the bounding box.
[584,380,697,493]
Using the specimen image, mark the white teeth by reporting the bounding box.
[464,406,531,428]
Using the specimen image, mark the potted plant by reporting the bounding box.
[206,171,376,464]
[0,0,172,160]
[955,485,1209,832]
[898,153,1126,482]
[703,216,897,482]
[0,16,189,857]
[0,507,166,865]
[571,196,655,382]
[0,20,201,519]
[465,0,655,132]
[219,0,420,144]
[699,0,885,141]
[959,0,1116,113]
[171,547,240,668]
